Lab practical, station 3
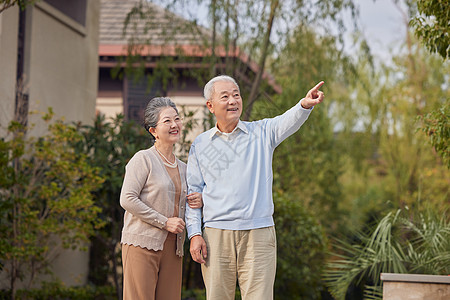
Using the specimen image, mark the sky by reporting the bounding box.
[355,0,409,62]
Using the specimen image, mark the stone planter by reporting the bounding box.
[381,273,450,300]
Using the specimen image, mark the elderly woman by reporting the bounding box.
[120,97,202,300]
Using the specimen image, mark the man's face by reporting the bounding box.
[206,81,242,127]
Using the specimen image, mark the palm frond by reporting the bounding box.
[324,208,450,298]
[363,285,383,300]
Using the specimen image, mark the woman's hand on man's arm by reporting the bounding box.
[187,192,203,209]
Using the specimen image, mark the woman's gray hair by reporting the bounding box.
[143,97,178,139]
[204,75,240,101]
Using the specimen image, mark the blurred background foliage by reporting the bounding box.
[1,0,448,299]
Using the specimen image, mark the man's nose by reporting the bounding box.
[228,96,237,104]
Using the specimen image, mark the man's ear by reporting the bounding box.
[206,100,214,114]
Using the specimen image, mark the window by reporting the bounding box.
[43,0,87,26]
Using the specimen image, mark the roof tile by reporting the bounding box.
[100,0,211,45]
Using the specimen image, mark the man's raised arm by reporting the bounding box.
[267,81,325,148]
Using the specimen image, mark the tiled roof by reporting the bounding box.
[100,0,210,45]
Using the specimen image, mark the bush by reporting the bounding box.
[273,190,329,300]
[0,283,116,300]
[0,109,104,297]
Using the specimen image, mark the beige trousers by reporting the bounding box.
[122,234,182,300]
[201,226,277,300]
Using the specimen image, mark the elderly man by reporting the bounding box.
[185,75,324,300]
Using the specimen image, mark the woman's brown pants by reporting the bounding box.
[122,234,182,300]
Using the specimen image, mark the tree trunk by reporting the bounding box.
[230,1,239,77]
[11,201,17,300]
[15,1,28,129]
[210,0,218,77]
[224,0,230,74]
[10,6,28,297]
[243,0,279,120]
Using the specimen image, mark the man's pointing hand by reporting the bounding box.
[301,81,325,109]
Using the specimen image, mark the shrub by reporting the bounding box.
[0,109,104,298]
[273,190,329,300]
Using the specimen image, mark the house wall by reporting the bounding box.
[26,1,100,135]
[1,2,100,135]
[0,6,19,135]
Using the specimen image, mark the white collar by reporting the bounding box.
[209,120,248,139]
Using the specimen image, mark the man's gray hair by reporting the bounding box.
[204,75,240,101]
[143,97,178,140]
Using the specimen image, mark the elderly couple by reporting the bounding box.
[119,75,324,300]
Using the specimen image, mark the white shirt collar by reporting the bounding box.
[209,120,248,139]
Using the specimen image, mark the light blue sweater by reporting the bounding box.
[185,101,313,238]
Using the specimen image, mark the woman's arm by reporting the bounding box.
[120,152,168,229]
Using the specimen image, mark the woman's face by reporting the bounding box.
[150,107,182,145]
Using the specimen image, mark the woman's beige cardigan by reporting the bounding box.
[120,146,187,257]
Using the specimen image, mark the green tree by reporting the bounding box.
[410,0,449,59]
[376,39,448,212]
[409,0,450,168]
[418,102,450,168]
[0,109,104,299]
[273,191,328,300]
[330,29,449,231]
[324,13,449,299]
